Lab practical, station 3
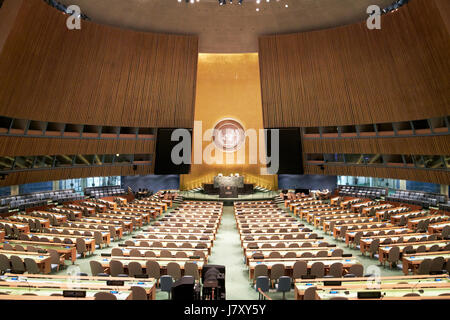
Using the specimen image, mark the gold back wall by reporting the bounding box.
[259,0,450,127]
[0,0,198,128]
[180,54,277,190]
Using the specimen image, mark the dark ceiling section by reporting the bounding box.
[57,0,393,53]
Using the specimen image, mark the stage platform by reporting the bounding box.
[179,191,278,205]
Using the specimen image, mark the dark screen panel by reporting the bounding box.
[266,128,304,174]
[154,128,192,175]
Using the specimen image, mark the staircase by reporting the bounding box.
[173,195,184,205]
[273,195,284,205]
[254,186,271,193]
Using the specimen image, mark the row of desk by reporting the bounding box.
[95,200,223,279]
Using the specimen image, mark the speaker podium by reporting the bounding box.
[219,186,238,198]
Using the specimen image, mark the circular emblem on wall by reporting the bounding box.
[213,118,245,153]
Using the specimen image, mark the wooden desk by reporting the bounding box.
[0,221,30,233]
[98,200,117,210]
[82,202,107,213]
[125,239,212,254]
[163,216,221,224]
[0,240,77,264]
[237,220,298,227]
[77,217,134,233]
[322,217,378,233]
[117,248,208,262]
[64,222,123,239]
[7,216,50,229]
[92,213,145,226]
[25,233,96,254]
[351,201,376,213]
[345,227,411,246]
[239,227,308,235]
[362,204,392,215]
[67,204,95,215]
[238,216,299,225]
[378,241,450,264]
[294,275,450,300]
[0,250,52,274]
[136,233,215,241]
[389,210,426,224]
[315,214,370,229]
[121,246,209,258]
[408,215,449,229]
[100,257,204,276]
[375,207,409,221]
[156,222,219,231]
[242,239,327,249]
[244,247,339,265]
[248,257,359,280]
[0,273,156,300]
[47,227,111,245]
[106,210,151,224]
[303,210,351,222]
[402,251,450,275]
[333,222,393,239]
[359,233,432,255]
[428,221,450,234]
[36,211,68,224]
[340,198,362,209]
[145,227,215,235]
[330,197,340,205]
[50,208,83,219]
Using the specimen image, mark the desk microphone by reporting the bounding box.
[411,279,422,293]
[22,277,32,292]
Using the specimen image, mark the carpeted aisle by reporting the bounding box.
[207,206,259,300]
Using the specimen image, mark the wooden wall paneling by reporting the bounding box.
[0,0,198,128]
[0,0,23,54]
[0,165,153,187]
[304,165,450,185]
[302,135,450,155]
[259,0,450,128]
[0,136,155,157]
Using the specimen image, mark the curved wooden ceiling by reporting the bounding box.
[58,0,393,53]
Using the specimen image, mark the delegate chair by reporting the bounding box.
[0,254,10,273]
[109,260,126,277]
[130,286,148,300]
[24,258,40,274]
[292,261,308,280]
[146,260,161,286]
[255,276,270,300]
[253,264,268,284]
[166,262,181,281]
[184,262,199,281]
[270,264,285,288]
[430,257,445,273]
[303,286,317,300]
[416,259,432,275]
[387,246,400,269]
[160,275,173,299]
[94,292,117,300]
[128,261,143,277]
[10,255,25,274]
[310,262,324,278]
[348,264,364,277]
[90,260,106,276]
[276,276,291,300]
[76,238,88,258]
[328,262,343,278]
